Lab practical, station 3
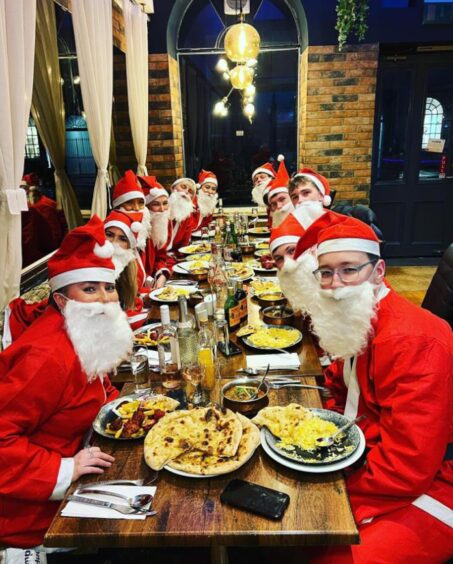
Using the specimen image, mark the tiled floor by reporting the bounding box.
[385,265,435,306]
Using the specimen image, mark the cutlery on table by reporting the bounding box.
[80,472,159,489]
[75,488,154,512]
[250,364,270,400]
[315,415,366,447]
[236,367,298,375]
[270,383,327,391]
[67,494,157,516]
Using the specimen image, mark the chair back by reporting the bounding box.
[421,243,453,329]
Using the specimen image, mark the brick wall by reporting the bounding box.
[113,54,184,187]
[300,44,379,205]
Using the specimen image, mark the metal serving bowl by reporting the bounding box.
[262,305,295,326]
[221,378,269,416]
[257,291,287,308]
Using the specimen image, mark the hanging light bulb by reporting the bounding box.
[222,72,230,81]
[229,65,254,89]
[243,102,255,119]
[246,58,258,67]
[224,23,261,63]
[73,75,81,85]
[244,84,256,97]
[216,58,229,73]
[213,101,226,116]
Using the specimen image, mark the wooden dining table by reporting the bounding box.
[44,252,359,561]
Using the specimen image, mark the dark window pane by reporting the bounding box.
[418,67,453,180]
[375,69,412,182]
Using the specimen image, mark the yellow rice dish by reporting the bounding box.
[250,279,281,296]
[247,327,300,348]
[276,417,338,452]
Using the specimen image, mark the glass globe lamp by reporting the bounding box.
[224,23,260,64]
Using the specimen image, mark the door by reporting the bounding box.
[371,53,453,258]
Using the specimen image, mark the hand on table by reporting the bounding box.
[152,274,167,290]
[72,447,115,482]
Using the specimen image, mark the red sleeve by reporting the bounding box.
[0,353,66,501]
[103,376,120,402]
[199,214,213,229]
[154,245,173,276]
[323,359,347,412]
[347,335,451,521]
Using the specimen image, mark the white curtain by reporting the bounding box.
[124,1,149,176]
[0,0,37,311]
[72,0,112,219]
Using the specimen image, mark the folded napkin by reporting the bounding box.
[61,485,157,520]
[246,353,300,370]
[134,349,170,366]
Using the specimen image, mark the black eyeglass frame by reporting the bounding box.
[312,259,379,285]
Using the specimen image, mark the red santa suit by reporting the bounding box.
[193,170,218,229]
[166,215,197,255]
[0,308,119,547]
[31,194,64,250]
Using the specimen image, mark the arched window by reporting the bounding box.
[422,97,444,149]
[25,118,40,159]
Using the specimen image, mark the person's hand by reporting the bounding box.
[72,447,115,482]
[152,274,167,290]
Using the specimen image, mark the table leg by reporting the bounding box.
[210,544,228,564]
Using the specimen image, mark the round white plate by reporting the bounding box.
[225,263,254,281]
[192,230,215,238]
[248,227,270,236]
[260,427,366,473]
[251,261,277,274]
[242,324,302,350]
[179,244,212,255]
[249,277,281,297]
[149,285,197,303]
[173,261,209,275]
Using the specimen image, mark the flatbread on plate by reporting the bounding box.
[252,403,312,440]
[167,413,260,476]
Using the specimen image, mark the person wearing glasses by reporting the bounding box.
[287,217,453,564]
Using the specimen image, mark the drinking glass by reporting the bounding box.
[182,363,206,406]
[161,362,182,389]
[130,351,150,394]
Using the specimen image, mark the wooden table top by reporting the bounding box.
[45,254,358,549]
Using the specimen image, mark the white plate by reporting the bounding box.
[251,261,277,274]
[179,244,212,255]
[260,427,366,473]
[242,324,302,350]
[249,277,281,297]
[149,285,197,303]
[248,227,270,236]
[225,263,254,281]
[173,261,209,275]
[192,230,215,238]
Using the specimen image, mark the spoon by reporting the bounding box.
[250,364,270,400]
[76,488,154,512]
[315,415,366,448]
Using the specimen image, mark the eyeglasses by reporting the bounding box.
[313,260,378,286]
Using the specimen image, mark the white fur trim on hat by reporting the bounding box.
[104,219,136,248]
[277,154,285,162]
[198,178,217,188]
[317,237,380,257]
[49,267,116,292]
[145,187,168,205]
[112,191,145,209]
[323,195,332,206]
[293,173,326,197]
[171,178,197,192]
[268,187,288,201]
[94,240,114,258]
[131,221,142,234]
[252,167,275,180]
[270,235,300,254]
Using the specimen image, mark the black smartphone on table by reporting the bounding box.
[217,340,242,357]
[220,479,290,520]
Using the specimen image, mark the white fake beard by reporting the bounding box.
[278,251,319,315]
[309,282,378,359]
[62,300,134,382]
[169,191,194,222]
[111,244,135,278]
[150,210,170,249]
[272,201,295,228]
[293,200,325,229]
[251,180,268,207]
[198,190,218,217]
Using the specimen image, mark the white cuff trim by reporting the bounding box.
[49,457,74,501]
[412,494,453,528]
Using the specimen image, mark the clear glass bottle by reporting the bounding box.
[214,220,222,244]
[158,305,181,389]
[208,245,229,310]
[224,221,234,261]
[197,309,216,391]
[224,284,241,332]
[214,309,230,355]
[177,296,198,367]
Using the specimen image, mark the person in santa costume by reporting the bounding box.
[194,169,218,229]
[266,156,294,228]
[288,166,332,208]
[251,161,276,207]
[112,170,150,251]
[167,176,198,255]
[139,177,174,288]
[290,218,453,564]
[0,216,133,556]
[104,210,153,329]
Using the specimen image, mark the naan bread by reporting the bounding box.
[252,403,312,440]
[167,413,260,476]
[144,406,243,471]
[144,410,197,470]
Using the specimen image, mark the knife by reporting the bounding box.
[67,494,157,516]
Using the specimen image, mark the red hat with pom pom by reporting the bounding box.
[138,176,168,205]
[48,216,116,291]
[316,216,380,257]
[264,155,288,204]
[252,162,276,181]
[104,210,143,249]
[112,170,145,208]
[196,170,217,189]
[292,167,331,206]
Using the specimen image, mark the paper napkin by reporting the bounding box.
[246,353,300,371]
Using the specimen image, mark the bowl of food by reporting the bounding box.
[222,378,269,415]
[257,291,287,307]
[262,305,295,326]
[239,242,255,254]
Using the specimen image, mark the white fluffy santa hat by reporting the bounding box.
[315,216,381,258]
[138,176,168,205]
[252,161,276,182]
